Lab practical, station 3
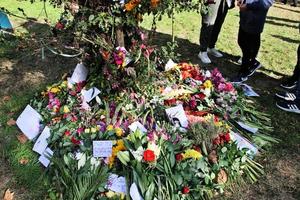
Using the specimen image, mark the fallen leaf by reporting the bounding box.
[2,96,11,101]
[17,134,28,144]
[19,158,29,165]
[3,189,14,200]
[8,112,15,117]
[6,119,16,126]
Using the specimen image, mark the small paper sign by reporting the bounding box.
[33,126,51,154]
[165,59,177,71]
[16,105,42,140]
[93,141,113,158]
[107,174,127,194]
[230,132,258,155]
[70,63,88,83]
[165,104,189,128]
[130,183,143,200]
[38,147,53,167]
[128,121,147,133]
[82,87,101,102]
[237,121,258,134]
[241,84,259,97]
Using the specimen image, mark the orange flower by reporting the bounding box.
[124,0,141,11]
[151,0,160,8]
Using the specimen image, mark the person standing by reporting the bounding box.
[198,0,222,64]
[208,0,235,58]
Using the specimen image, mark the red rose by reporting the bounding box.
[64,130,71,136]
[143,149,156,162]
[182,186,190,194]
[198,93,206,100]
[193,145,201,152]
[189,99,197,110]
[71,136,81,145]
[224,132,231,143]
[213,137,220,145]
[164,98,177,106]
[55,22,64,30]
[175,153,184,161]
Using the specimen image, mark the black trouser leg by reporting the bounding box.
[238,28,260,73]
[200,23,214,51]
[209,0,229,49]
[291,45,300,81]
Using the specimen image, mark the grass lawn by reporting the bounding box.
[0,1,299,199]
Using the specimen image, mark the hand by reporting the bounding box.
[239,3,247,11]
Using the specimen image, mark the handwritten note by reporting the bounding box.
[82,87,101,102]
[165,104,189,128]
[38,147,53,167]
[70,63,88,83]
[128,121,147,134]
[93,141,113,157]
[107,174,127,194]
[237,121,258,134]
[16,105,42,140]
[33,126,50,154]
[130,183,143,200]
[230,132,258,155]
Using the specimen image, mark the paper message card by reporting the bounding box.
[165,104,189,128]
[16,105,42,140]
[241,84,259,97]
[237,121,258,134]
[93,141,113,157]
[33,126,51,154]
[230,132,258,155]
[70,63,88,83]
[165,59,177,71]
[82,87,101,102]
[38,147,53,167]
[130,182,143,200]
[107,174,127,194]
[128,121,147,134]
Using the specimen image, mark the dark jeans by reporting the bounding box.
[199,0,221,51]
[293,45,300,98]
[238,28,261,72]
[209,0,229,49]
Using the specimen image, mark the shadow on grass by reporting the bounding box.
[271,34,300,44]
[150,30,300,200]
[273,4,300,14]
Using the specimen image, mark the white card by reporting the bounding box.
[33,126,50,154]
[16,105,42,140]
[107,174,127,194]
[93,141,113,157]
[70,63,88,83]
[241,84,259,97]
[128,121,147,134]
[130,183,143,200]
[165,104,189,128]
[81,87,101,102]
[230,132,258,155]
[165,59,177,71]
[237,121,258,134]
[38,147,53,167]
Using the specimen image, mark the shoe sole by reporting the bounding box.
[276,102,300,114]
[280,84,297,90]
[275,93,297,101]
[247,63,262,77]
[231,77,248,84]
[207,51,223,58]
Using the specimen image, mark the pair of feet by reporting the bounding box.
[198,48,223,64]
[276,79,300,114]
[231,59,262,84]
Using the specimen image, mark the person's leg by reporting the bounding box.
[237,28,252,74]
[209,0,228,49]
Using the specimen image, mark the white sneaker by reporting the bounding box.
[207,48,223,58]
[237,57,242,65]
[198,51,211,64]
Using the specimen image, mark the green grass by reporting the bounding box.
[0,1,300,199]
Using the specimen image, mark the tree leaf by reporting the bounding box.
[7,118,16,126]
[16,133,28,144]
[3,189,14,200]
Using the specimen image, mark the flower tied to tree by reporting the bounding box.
[124,0,141,11]
[143,149,156,162]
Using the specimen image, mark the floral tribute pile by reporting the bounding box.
[15,56,278,200]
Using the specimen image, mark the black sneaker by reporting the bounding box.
[231,75,248,84]
[275,91,297,101]
[276,101,300,114]
[246,60,262,77]
[280,79,297,89]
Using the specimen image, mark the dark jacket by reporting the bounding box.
[240,0,273,34]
